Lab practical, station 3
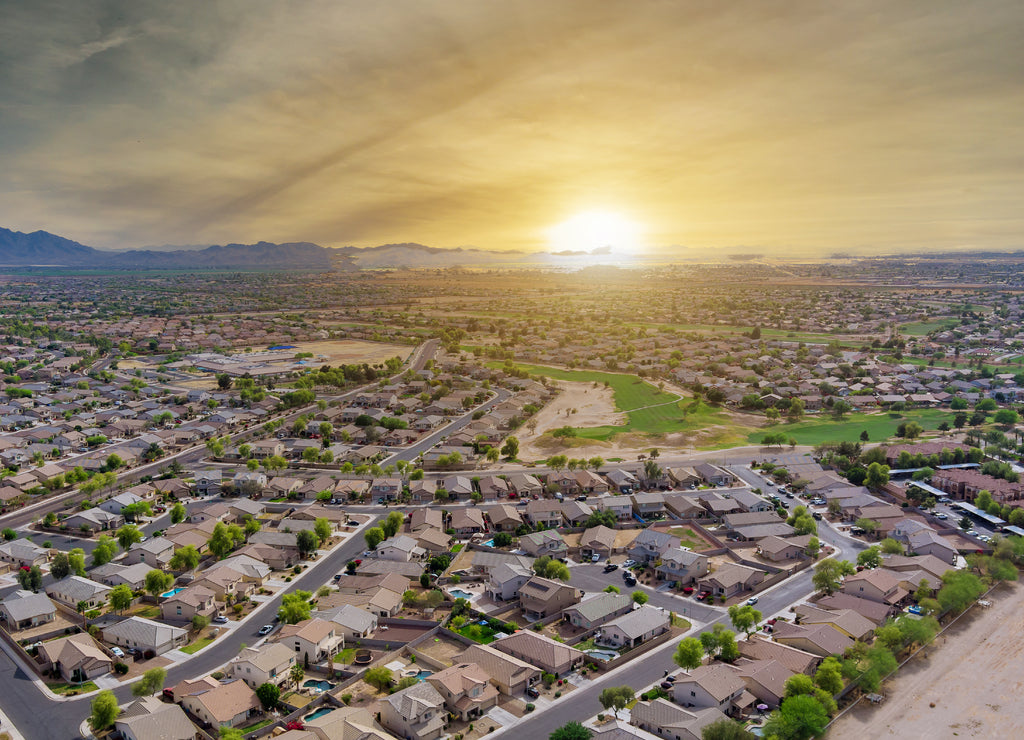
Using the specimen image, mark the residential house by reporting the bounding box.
[97,491,145,515]
[229,642,296,688]
[301,706,393,740]
[114,697,199,740]
[0,539,49,568]
[738,635,821,676]
[524,499,562,528]
[178,678,261,729]
[573,469,609,494]
[484,504,523,532]
[62,508,123,533]
[771,621,854,658]
[628,529,678,564]
[193,470,222,496]
[673,664,747,714]
[631,492,666,519]
[276,618,343,664]
[46,576,111,609]
[90,562,153,591]
[696,563,765,599]
[756,535,811,563]
[103,616,188,656]
[318,604,378,640]
[519,530,566,558]
[631,700,727,740]
[694,463,732,487]
[379,682,446,740]
[598,605,670,649]
[492,630,585,676]
[905,529,958,564]
[37,633,111,684]
[369,477,402,502]
[126,537,176,569]
[560,499,593,526]
[415,527,454,554]
[579,525,617,560]
[449,508,486,536]
[459,643,540,696]
[792,604,876,641]
[161,585,218,624]
[563,592,633,630]
[408,508,445,533]
[426,662,500,721]
[732,659,793,709]
[840,569,910,606]
[518,576,581,620]
[605,468,639,494]
[592,495,633,521]
[375,535,425,562]
[486,563,533,602]
[441,476,476,500]
[0,590,56,631]
[655,548,710,585]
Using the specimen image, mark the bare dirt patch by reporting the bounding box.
[520,380,623,439]
[828,581,1024,739]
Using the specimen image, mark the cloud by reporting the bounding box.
[0,0,1022,254]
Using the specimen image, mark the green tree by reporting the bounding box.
[116,524,143,551]
[244,516,261,540]
[132,667,167,697]
[289,662,305,690]
[17,565,42,592]
[632,591,649,605]
[550,721,593,740]
[501,436,520,459]
[208,521,243,559]
[783,673,837,715]
[533,555,571,582]
[92,535,118,566]
[381,511,404,538]
[296,529,319,556]
[89,690,120,732]
[762,694,829,740]
[50,552,71,580]
[937,570,986,613]
[804,537,821,559]
[857,546,882,569]
[278,591,312,624]
[314,517,332,546]
[812,559,856,596]
[145,569,174,598]
[598,685,634,718]
[715,625,739,662]
[727,604,762,636]
[673,637,704,670]
[880,537,904,555]
[365,666,393,692]
[364,526,385,550]
[814,656,844,695]
[865,462,890,488]
[169,545,200,571]
[170,502,187,524]
[701,719,756,740]
[109,584,134,613]
[256,682,281,710]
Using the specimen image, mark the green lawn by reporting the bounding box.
[181,635,217,654]
[666,526,706,550]
[492,362,752,445]
[746,409,952,446]
[337,648,356,664]
[900,319,959,336]
[46,681,98,695]
[456,623,502,644]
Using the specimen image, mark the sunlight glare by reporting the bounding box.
[547,210,642,254]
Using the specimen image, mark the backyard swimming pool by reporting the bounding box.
[448,588,474,600]
[304,707,335,721]
[159,587,185,598]
[586,649,619,662]
[303,679,334,692]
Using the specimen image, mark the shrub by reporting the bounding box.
[554,691,562,698]
[341,693,352,705]
[212,671,224,680]
[114,662,129,675]
[293,565,302,574]
[525,703,535,713]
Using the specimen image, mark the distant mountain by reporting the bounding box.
[0,228,350,270]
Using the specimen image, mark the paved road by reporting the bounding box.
[0,513,384,740]
[502,469,866,739]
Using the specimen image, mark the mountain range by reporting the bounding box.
[0,228,624,270]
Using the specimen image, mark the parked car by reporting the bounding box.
[603,564,619,573]
[110,647,125,658]
[660,681,674,690]
[812,512,823,520]
[525,686,540,699]
[576,495,588,502]
[258,624,275,636]
[696,591,711,601]
[213,615,229,624]
[621,559,636,568]
[682,586,694,594]
[935,512,948,520]
[590,553,600,563]
[746,596,758,606]
[624,575,637,586]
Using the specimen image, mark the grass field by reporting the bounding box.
[746,409,953,446]
[666,526,706,550]
[46,681,99,695]
[493,362,747,442]
[900,319,959,336]
[181,635,217,654]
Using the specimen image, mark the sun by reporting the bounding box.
[547,210,642,254]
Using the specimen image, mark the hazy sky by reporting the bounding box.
[2,0,1023,255]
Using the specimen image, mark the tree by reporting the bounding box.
[17,565,42,592]
[632,591,649,605]
[804,537,821,559]
[382,511,404,538]
[296,529,319,557]
[67,547,86,578]
[598,686,634,718]
[727,604,762,635]
[244,516,261,540]
[937,570,986,613]
[880,537,904,554]
[700,630,720,659]
[170,502,187,524]
[117,524,143,551]
[169,545,200,571]
[278,591,312,624]
[493,532,513,547]
[762,694,829,740]
[995,408,1020,427]
[701,719,755,740]
[550,722,593,740]
[208,521,244,559]
[365,666,393,692]
[857,546,882,569]
[865,462,890,488]
[783,673,837,715]
[814,656,844,695]
[501,436,520,459]
[812,559,855,596]
[831,399,852,419]
[145,569,174,598]
[314,517,332,546]
[89,690,120,732]
[256,682,281,710]
[110,584,134,613]
[289,663,305,690]
[533,555,571,582]
[50,552,71,580]
[132,667,167,697]
[673,637,704,670]
[364,526,385,550]
[92,535,118,566]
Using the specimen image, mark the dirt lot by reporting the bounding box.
[828,581,1024,739]
[414,634,467,667]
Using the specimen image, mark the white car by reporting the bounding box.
[110,647,125,658]
[621,559,636,569]
[746,597,759,606]
[935,512,948,520]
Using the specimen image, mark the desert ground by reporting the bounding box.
[828,581,1024,739]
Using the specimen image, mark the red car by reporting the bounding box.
[682,586,694,595]
[696,591,711,601]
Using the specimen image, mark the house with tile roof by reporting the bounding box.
[426,662,499,721]
[103,616,187,655]
[379,681,446,740]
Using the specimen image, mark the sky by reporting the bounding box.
[1,0,1023,256]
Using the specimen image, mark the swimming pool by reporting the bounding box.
[304,707,335,722]
[481,538,495,547]
[159,587,185,599]
[416,670,433,682]
[303,679,334,692]
[586,649,619,662]
[448,588,474,600]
